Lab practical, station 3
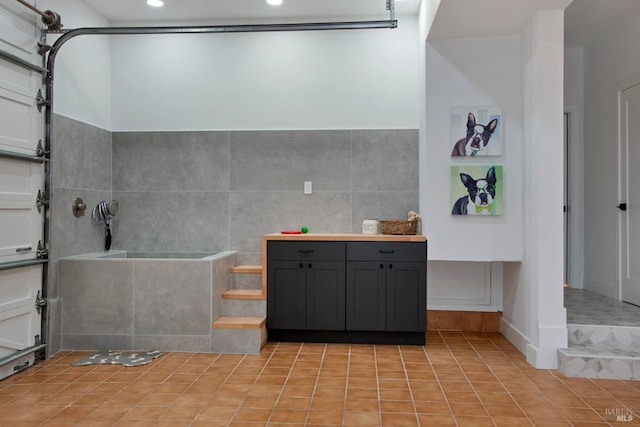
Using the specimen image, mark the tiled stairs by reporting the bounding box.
[211,265,267,354]
[558,324,640,379]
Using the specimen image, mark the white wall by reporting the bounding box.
[502,10,566,369]
[110,16,419,131]
[564,47,583,107]
[418,2,567,367]
[39,0,112,130]
[423,35,524,262]
[582,2,640,299]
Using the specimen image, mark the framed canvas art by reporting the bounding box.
[451,165,503,216]
[450,107,502,157]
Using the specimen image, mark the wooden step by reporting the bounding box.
[222,289,264,300]
[231,265,263,274]
[212,316,265,329]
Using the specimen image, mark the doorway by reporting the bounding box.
[564,106,584,290]
[619,80,640,305]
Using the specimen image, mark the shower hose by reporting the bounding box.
[91,201,113,250]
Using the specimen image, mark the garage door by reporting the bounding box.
[0,2,47,380]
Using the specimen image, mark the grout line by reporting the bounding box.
[398,345,422,427]
[263,342,304,425]
[344,344,352,425]
[373,344,383,426]
[424,332,459,427]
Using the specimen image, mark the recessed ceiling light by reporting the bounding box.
[266,0,283,6]
[147,0,164,7]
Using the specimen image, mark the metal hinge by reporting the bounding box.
[36,241,48,259]
[35,89,50,112]
[37,41,51,56]
[35,291,47,314]
[36,189,49,212]
[36,140,50,159]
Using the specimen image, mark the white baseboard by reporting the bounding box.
[500,317,529,355]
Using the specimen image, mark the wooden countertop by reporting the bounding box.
[263,233,427,242]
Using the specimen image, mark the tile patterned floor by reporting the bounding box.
[561,288,640,379]
[3,332,640,426]
[565,288,640,326]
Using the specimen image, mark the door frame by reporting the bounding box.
[616,73,640,300]
[564,105,584,289]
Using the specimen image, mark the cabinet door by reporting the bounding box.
[346,261,386,331]
[267,261,306,329]
[306,261,345,330]
[386,262,426,332]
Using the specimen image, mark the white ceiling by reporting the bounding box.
[428,0,572,40]
[82,0,422,23]
[79,0,638,49]
[564,0,639,47]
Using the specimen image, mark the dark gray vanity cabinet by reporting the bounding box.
[267,237,426,345]
[346,242,426,333]
[267,241,345,331]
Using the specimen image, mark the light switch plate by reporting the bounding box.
[304,181,312,194]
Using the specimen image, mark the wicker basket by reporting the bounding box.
[380,219,419,235]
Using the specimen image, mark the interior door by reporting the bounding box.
[563,112,570,286]
[0,2,46,378]
[620,81,640,305]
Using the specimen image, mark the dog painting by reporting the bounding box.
[451,166,503,215]
[450,107,502,156]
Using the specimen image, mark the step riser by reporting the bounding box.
[568,324,640,349]
[561,323,640,379]
[231,274,262,290]
[558,350,640,380]
[211,326,267,354]
[222,299,266,317]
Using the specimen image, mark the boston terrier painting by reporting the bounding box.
[451,112,498,157]
[451,167,497,215]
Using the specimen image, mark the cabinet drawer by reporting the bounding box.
[268,241,345,261]
[346,242,426,262]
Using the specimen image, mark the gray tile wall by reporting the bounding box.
[48,115,113,356]
[112,129,419,263]
[51,123,419,353]
[51,115,113,261]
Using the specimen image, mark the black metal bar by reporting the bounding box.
[46,19,397,37]
[14,0,63,30]
[0,48,47,74]
[0,258,47,272]
[15,0,46,18]
[0,149,44,163]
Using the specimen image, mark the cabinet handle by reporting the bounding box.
[389,264,393,270]
[298,249,314,255]
[299,263,303,269]
[380,263,384,269]
[308,263,312,269]
[378,249,395,254]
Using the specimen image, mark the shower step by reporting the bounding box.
[222,289,264,300]
[230,265,262,274]
[211,316,267,354]
[212,316,265,329]
[221,292,266,317]
[230,265,263,291]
